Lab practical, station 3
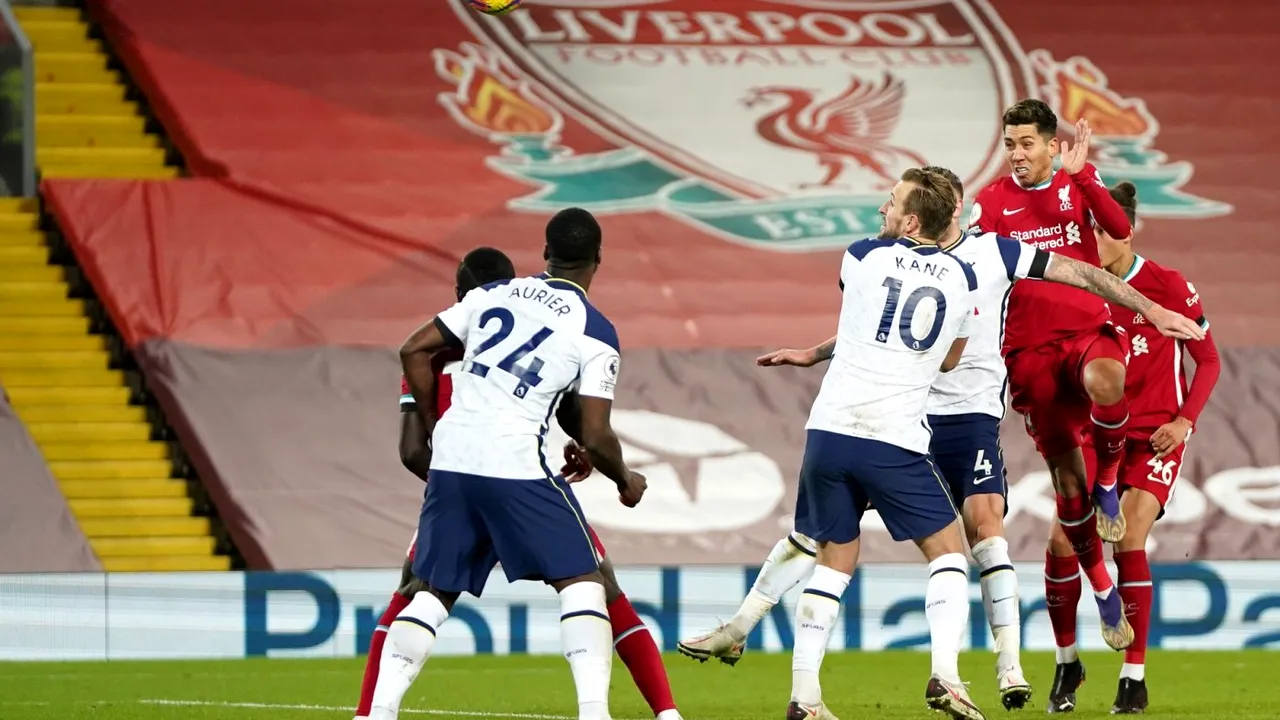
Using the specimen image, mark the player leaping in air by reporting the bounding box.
[368,211,655,720]
[1043,183,1220,715]
[971,100,1179,649]
[355,245,682,720]
[678,166,1204,707]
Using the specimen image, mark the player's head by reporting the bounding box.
[1002,99,1059,187]
[878,168,956,242]
[921,164,964,224]
[544,207,603,288]
[456,247,516,301]
[1096,181,1138,267]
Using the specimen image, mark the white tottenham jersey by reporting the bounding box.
[926,232,1053,419]
[430,273,620,480]
[806,238,979,454]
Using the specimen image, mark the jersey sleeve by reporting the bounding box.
[433,287,486,346]
[399,375,415,411]
[1168,269,1209,330]
[955,301,975,339]
[576,308,621,400]
[967,185,1000,234]
[1070,163,1132,240]
[995,236,1052,281]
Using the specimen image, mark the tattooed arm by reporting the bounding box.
[1040,254,1205,341]
[1042,254,1154,314]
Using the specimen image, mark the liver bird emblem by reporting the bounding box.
[743,72,926,190]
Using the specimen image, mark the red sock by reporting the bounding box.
[356,591,413,717]
[608,594,676,714]
[1091,399,1129,489]
[1045,551,1082,650]
[1115,549,1153,666]
[1056,493,1115,594]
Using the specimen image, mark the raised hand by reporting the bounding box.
[1059,117,1093,175]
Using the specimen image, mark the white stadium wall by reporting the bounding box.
[2,562,1278,661]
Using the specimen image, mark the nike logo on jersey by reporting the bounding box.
[1003,208,1025,216]
[974,475,994,485]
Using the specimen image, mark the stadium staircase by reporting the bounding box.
[0,5,231,572]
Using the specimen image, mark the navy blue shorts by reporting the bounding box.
[794,429,958,544]
[927,413,1008,509]
[411,470,600,598]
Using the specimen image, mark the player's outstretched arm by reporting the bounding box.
[399,318,453,434]
[756,335,837,367]
[579,395,646,507]
[1041,255,1205,341]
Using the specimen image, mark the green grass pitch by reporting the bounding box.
[1,650,1271,719]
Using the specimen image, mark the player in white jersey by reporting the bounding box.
[680,168,1196,713]
[371,208,647,720]
[773,168,986,720]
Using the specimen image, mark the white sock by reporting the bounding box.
[1120,662,1145,681]
[370,592,450,717]
[790,564,850,706]
[1056,643,1080,664]
[728,533,817,641]
[926,553,969,685]
[972,537,1022,673]
[559,581,613,720]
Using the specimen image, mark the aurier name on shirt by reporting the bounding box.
[507,284,575,316]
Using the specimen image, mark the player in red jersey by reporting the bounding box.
[1043,183,1221,714]
[355,248,681,720]
[969,99,1205,656]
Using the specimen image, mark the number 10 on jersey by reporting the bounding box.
[875,277,948,351]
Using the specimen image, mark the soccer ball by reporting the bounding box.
[466,0,523,15]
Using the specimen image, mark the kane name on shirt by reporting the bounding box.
[969,163,1132,354]
[1110,256,1210,433]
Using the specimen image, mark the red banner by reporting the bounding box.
[40,0,1280,568]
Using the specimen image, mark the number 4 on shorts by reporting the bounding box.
[974,449,993,477]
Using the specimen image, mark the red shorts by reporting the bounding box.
[1082,432,1187,509]
[1006,323,1129,458]
[405,525,608,563]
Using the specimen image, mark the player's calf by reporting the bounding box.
[369,585,457,720]
[678,532,817,666]
[1082,354,1129,543]
[1113,488,1161,711]
[790,552,853,720]
[548,574,614,720]
[961,495,1031,709]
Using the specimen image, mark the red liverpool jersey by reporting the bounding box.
[399,347,465,416]
[969,163,1132,354]
[1110,256,1208,434]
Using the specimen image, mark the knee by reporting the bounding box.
[1049,455,1087,497]
[1084,358,1126,405]
[1047,525,1074,556]
[398,576,427,598]
[964,500,1005,545]
[585,557,622,603]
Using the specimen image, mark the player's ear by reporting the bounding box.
[543,246,550,261]
[1047,135,1060,155]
